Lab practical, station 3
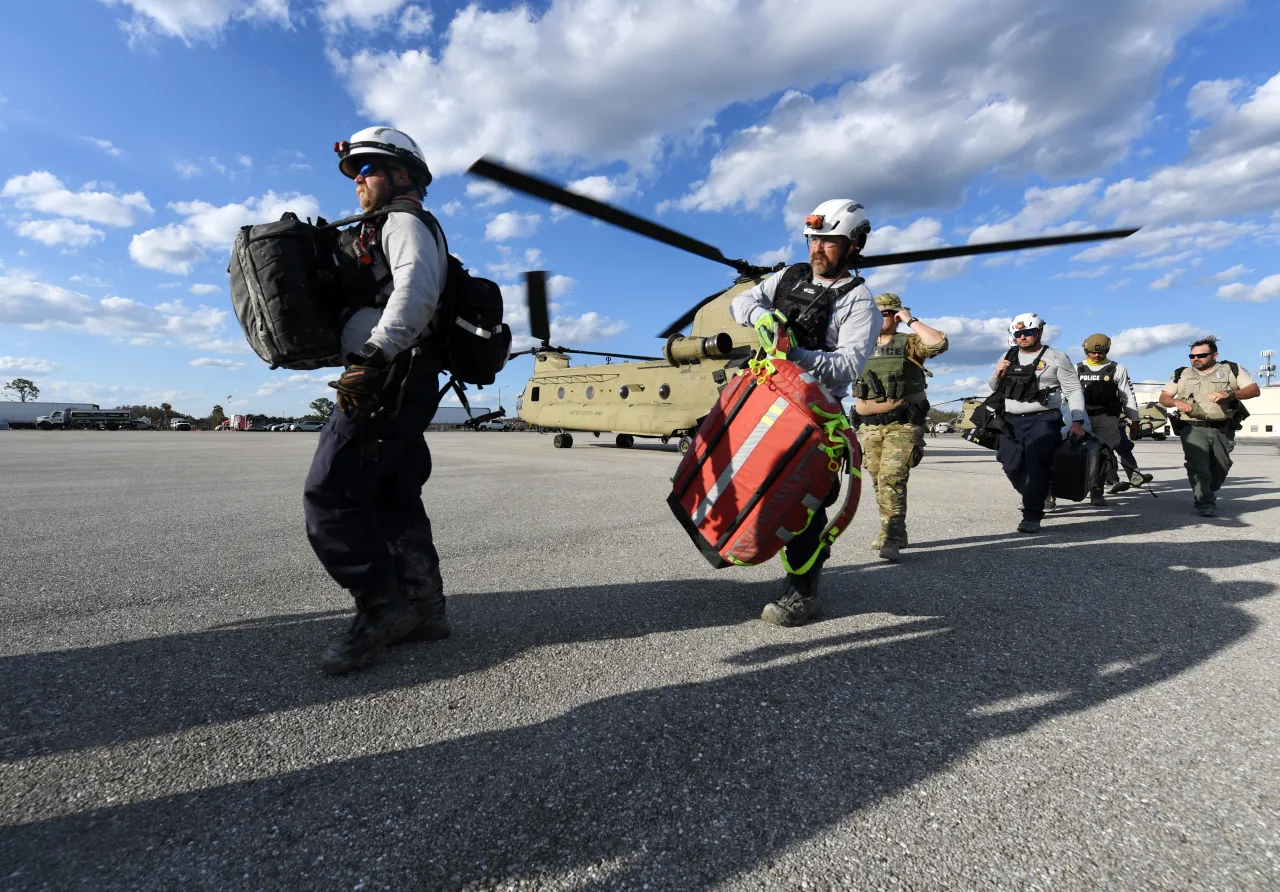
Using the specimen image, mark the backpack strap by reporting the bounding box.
[438,376,473,418]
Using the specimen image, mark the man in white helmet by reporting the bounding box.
[304,126,452,675]
[987,314,1086,533]
[729,199,880,626]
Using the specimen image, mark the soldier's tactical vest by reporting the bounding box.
[997,346,1050,404]
[853,333,928,402]
[1076,360,1121,416]
[773,263,864,350]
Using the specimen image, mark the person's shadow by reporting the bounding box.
[4,535,1272,890]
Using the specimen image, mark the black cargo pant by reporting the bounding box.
[997,409,1063,521]
[304,352,443,594]
[1088,413,1140,487]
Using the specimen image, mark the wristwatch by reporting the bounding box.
[347,341,389,369]
[906,316,920,326]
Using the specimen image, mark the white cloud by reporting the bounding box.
[1110,323,1213,356]
[101,0,290,44]
[190,357,246,368]
[752,246,793,267]
[237,154,253,168]
[1205,263,1251,283]
[438,200,462,217]
[862,218,968,290]
[1216,274,1280,303]
[13,219,105,249]
[190,283,221,294]
[1071,221,1259,263]
[918,315,1061,369]
[340,0,1227,221]
[175,161,203,178]
[0,355,59,373]
[1052,266,1110,280]
[319,0,410,31]
[466,181,512,207]
[0,274,245,352]
[129,190,322,274]
[1150,269,1185,290]
[1187,73,1280,159]
[486,246,543,281]
[566,175,637,204]
[399,3,431,37]
[81,136,122,157]
[1107,278,1132,290]
[2,171,152,226]
[485,211,540,241]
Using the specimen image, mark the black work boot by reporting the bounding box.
[321,582,420,675]
[399,565,451,644]
[761,567,823,627]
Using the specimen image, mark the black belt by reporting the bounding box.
[855,407,911,426]
[1184,418,1231,429]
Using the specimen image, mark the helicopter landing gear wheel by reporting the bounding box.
[553,433,573,448]
[616,434,634,448]
[678,436,692,455]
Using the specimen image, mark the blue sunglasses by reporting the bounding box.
[356,162,390,179]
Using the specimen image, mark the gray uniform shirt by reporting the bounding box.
[987,345,1086,421]
[341,211,449,360]
[1081,359,1140,423]
[729,268,879,398]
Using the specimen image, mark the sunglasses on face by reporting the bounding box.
[1013,329,1040,338]
[356,162,390,180]
[1189,352,1214,359]
[880,310,897,317]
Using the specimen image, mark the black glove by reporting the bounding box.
[329,364,385,414]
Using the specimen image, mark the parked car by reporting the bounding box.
[295,420,324,432]
[476,420,507,431]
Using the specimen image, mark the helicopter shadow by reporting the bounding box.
[4,533,1273,890]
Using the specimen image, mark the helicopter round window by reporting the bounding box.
[618,385,630,400]
[585,386,595,400]
[557,386,566,400]
[658,383,671,400]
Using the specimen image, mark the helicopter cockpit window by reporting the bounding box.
[585,386,595,400]
[658,384,670,400]
[531,387,540,402]
[557,386,566,400]
[618,385,630,400]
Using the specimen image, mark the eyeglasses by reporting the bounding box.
[1188,352,1214,359]
[880,310,897,317]
[1013,329,1041,338]
[356,162,389,180]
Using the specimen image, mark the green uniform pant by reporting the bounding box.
[859,421,924,546]
[1178,424,1234,509]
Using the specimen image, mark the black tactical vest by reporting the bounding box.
[337,202,445,311]
[997,346,1050,404]
[1076,361,1121,416]
[772,263,864,350]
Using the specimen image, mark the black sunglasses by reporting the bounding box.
[1013,329,1041,337]
[1188,352,1214,359]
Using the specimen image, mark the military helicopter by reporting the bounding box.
[469,158,1138,452]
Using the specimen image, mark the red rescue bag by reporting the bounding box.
[668,332,862,571]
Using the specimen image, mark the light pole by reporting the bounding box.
[497,387,504,414]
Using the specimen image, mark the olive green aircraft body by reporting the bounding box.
[515,279,760,451]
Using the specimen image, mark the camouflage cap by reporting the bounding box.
[1082,333,1111,354]
[875,292,903,311]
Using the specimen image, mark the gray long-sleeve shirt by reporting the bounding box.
[987,345,1086,421]
[341,210,449,360]
[729,267,879,398]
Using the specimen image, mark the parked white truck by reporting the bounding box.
[37,407,136,430]
[0,402,98,430]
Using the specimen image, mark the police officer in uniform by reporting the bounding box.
[988,313,1087,533]
[305,126,451,674]
[851,293,948,560]
[1159,337,1260,517]
[730,199,880,626]
[1076,333,1153,505]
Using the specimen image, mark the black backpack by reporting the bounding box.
[229,205,511,384]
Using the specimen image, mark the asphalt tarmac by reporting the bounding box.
[1,430,1277,891]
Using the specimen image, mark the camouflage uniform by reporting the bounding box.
[853,293,948,553]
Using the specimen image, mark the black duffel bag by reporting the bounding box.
[1051,435,1102,502]
[962,393,1011,450]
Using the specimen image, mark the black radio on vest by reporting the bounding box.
[1076,361,1121,416]
[998,346,1049,404]
[772,263,864,350]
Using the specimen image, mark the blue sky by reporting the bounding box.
[2,0,1279,417]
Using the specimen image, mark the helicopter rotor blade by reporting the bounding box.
[657,286,733,339]
[857,228,1138,268]
[470,157,754,275]
[525,269,551,345]
[562,348,662,361]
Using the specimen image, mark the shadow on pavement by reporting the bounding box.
[3,534,1274,890]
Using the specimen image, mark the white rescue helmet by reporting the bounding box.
[334,126,432,187]
[1008,312,1046,335]
[803,199,871,247]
